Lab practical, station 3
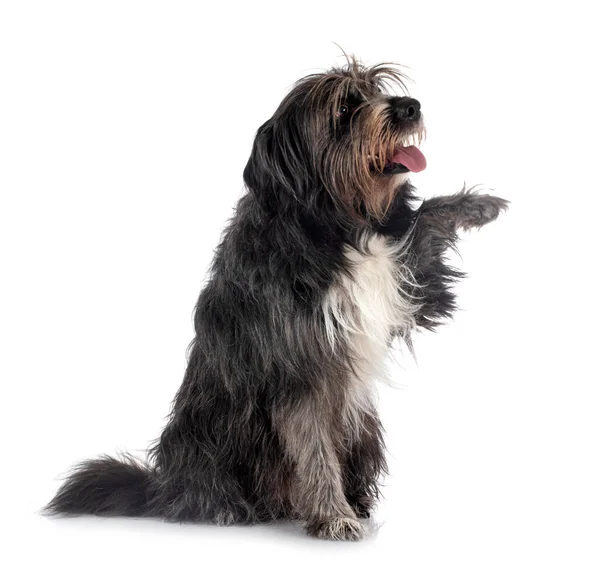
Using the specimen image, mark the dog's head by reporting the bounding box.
[243,56,426,224]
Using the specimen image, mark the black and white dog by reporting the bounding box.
[46,56,508,540]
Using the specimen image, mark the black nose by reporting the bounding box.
[390,97,421,122]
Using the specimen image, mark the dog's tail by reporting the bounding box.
[44,453,154,517]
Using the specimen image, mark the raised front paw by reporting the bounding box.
[306,517,365,541]
[458,192,509,230]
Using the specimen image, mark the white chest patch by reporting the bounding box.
[322,234,419,439]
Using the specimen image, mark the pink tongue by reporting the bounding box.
[390,145,427,172]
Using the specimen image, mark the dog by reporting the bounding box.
[45,56,508,540]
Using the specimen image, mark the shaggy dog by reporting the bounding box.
[46,56,508,540]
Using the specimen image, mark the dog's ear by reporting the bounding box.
[243,117,311,209]
[243,120,276,195]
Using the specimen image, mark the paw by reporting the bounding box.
[459,194,509,230]
[213,503,255,526]
[214,510,237,526]
[306,517,365,541]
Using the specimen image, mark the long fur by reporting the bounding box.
[45,57,507,540]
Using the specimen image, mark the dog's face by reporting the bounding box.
[243,58,427,223]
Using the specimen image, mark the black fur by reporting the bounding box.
[45,58,507,540]
[47,454,151,517]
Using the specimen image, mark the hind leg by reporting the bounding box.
[147,419,258,525]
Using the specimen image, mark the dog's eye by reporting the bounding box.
[337,104,350,117]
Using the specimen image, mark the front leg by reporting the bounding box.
[419,187,509,232]
[406,187,508,329]
[343,409,386,519]
[275,396,364,541]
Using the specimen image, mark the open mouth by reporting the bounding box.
[382,144,427,175]
[367,127,427,177]
[370,129,427,176]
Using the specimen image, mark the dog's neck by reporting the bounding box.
[371,180,419,239]
[246,177,418,253]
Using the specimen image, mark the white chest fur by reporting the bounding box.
[322,233,419,438]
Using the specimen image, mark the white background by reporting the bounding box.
[1,1,598,568]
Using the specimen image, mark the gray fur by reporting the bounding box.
[45,57,507,541]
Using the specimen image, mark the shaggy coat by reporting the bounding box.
[46,58,507,540]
